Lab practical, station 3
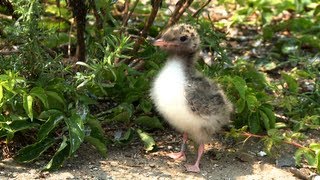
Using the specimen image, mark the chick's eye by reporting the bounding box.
[180,35,188,42]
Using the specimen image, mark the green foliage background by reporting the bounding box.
[0,0,319,172]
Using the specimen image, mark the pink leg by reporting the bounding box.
[185,143,204,173]
[167,132,187,161]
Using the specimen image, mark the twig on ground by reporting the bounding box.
[241,132,306,149]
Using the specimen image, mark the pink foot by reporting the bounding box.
[185,164,200,173]
[167,151,186,161]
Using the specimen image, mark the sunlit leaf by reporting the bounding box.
[30,87,49,109]
[23,94,33,121]
[64,113,85,154]
[136,129,156,152]
[0,85,3,102]
[44,136,70,171]
[37,114,64,141]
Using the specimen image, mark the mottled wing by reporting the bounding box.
[185,75,225,119]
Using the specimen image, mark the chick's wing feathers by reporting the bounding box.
[185,74,226,118]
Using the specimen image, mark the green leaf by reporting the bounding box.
[310,143,320,153]
[259,106,275,129]
[46,91,66,110]
[15,137,56,162]
[85,136,107,157]
[259,110,270,130]
[23,94,33,121]
[294,148,305,166]
[135,116,163,130]
[9,120,38,132]
[281,73,298,93]
[30,87,49,109]
[111,111,131,123]
[139,99,153,113]
[86,118,106,144]
[275,122,287,129]
[37,114,64,141]
[248,112,261,133]
[305,150,316,166]
[38,109,64,120]
[44,136,70,171]
[246,95,259,112]
[64,113,85,154]
[232,76,247,99]
[136,129,156,152]
[236,98,246,113]
[0,85,3,102]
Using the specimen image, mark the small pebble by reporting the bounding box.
[149,163,156,168]
[257,151,267,157]
[167,146,173,150]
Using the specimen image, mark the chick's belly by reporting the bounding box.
[161,105,204,134]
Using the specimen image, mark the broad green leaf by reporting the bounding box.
[15,137,55,162]
[305,150,316,166]
[281,73,298,93]
[64,113,85,154]
[259,110,270,130]
[135,116,164,130]
[38,109,64,120]
[136,129,156,152]
[0,85,3,102]
[10,120,38,132]
[85,136,107,157]
[246,95,259,112]
[30,87,49,109]
[23,94,33,121]
[248,113,261,133]
[86,118,107,144]
[44,136,70,171]
[111,111,131,123]
[310,143,320,153]
[116,128,134,143]
[46,91,66,110]
[275,122,287,129]
[260,106,275,129]
[37,114,64,141]
[139,99,153,113]
[236,98,246,113]
[294,148,305,166]
[232,76,247,99]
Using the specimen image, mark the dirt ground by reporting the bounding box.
[0,130,303,180]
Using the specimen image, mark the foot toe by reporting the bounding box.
[184,164,200,173]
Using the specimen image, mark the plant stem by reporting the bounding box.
[241,132,306,149]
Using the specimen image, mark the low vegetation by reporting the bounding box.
[0,0,319,173]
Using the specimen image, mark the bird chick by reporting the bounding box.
[150,23,233,173]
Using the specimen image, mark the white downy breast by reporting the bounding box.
[150,57,204,134]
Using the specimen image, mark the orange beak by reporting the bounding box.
[153,39,179,48]
[153,38,167,47]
